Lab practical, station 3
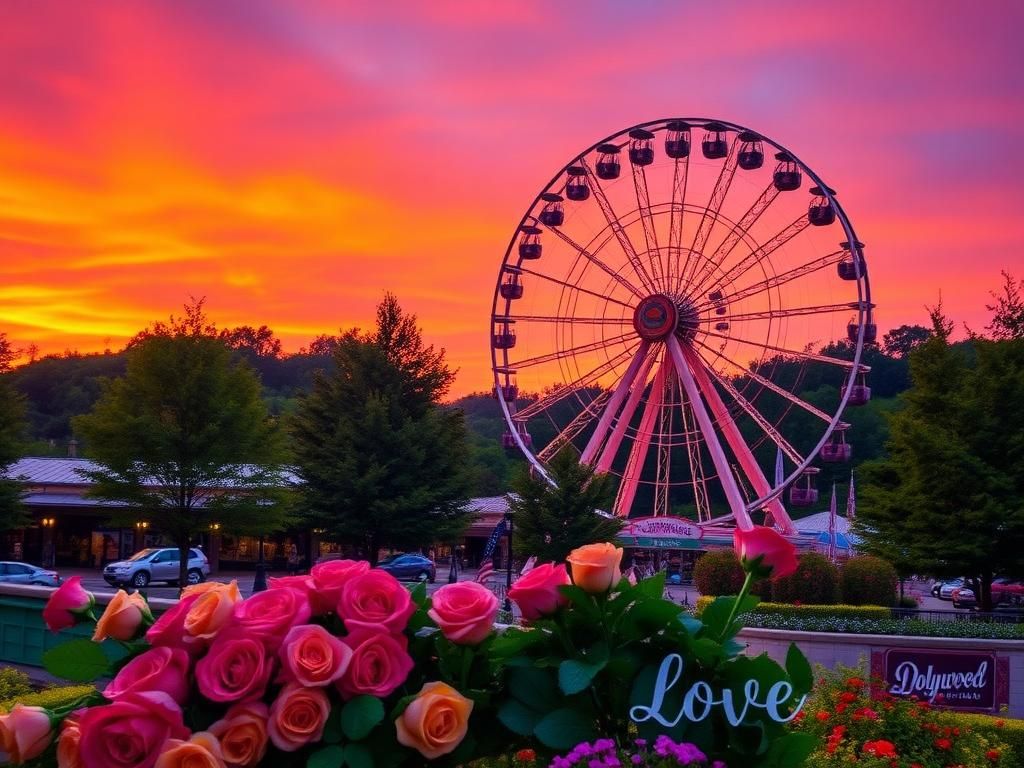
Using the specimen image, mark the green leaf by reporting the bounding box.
[508,666,558,711]
[342,743,374,768]
[497,699,542,736]
[408,581,428,607]
[308,745,345,768]
[678,614,703,636]
[764,732,816,767]
[558,658,605,695]
[785,643,813,694]
[322,705,344,744]
[489,627,549,659]
[533,708,598,749]
[700,594,757,639]
[633,571,666,600]
[341,696,385,741]
[557,585,601,621]
[42,638,110,682]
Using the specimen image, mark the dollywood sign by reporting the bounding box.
[629,653,807,727]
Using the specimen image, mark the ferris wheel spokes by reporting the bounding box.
[506,331,636,370]
[579,341,652,465]
[594,350,657,473]
[696,249,846,311]
[695,214,810,297]
[709,300,863,325]
[540,224,647,300]
[666,335,754,530]
[667,149,691,293]
[516,265,637,310]
[514,346,636,421]
[677,377,713,524]
[613,357,669,517]
[629,154,664,290]
[681,134,741,291]
[537,391,612,463]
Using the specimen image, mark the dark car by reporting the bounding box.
[377,553,436,583]
[0,561,61,587]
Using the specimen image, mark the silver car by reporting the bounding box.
[0,561,61,586]
[103,548,209,588]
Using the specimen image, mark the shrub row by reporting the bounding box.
[0,684,95,714]
[694,595,890,621]
[0,667,32,703]
[737,613,1024,640]
[693,549,897,605]
[939,711,1024,757]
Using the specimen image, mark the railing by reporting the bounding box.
[891,607,1024,624]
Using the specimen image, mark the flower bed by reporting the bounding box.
[796,664,1014,766]
[739,614,1024,640]
[0,530,817,767]
[694,598,890,622]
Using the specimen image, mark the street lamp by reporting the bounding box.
[504,511,514,612]
[41,517,55,568]
[253,535,268,592]
[447,542,459,584]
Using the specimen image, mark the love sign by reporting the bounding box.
[629,653,807,727]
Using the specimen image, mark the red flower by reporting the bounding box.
[815,711,830,722]
[835,703,848,714]
[732,526,798,578]
[840,692,857,703]
[516,749,537,762]
[846,677,864,689]
[987,749,1001,762]
[996,719,1005,728]
[862,740,897,758]
[934,738,952,750]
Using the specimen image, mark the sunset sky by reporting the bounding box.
[1,0,1022,395]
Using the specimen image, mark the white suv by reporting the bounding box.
[103,548,209,588]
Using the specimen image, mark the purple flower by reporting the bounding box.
[594,739,616,752]
[589,759,604,768]
[629,756,643,766]
[634,739,647,748]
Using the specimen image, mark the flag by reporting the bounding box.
[476,519,508,584]
[827,483,838,562]
[846,471,856,520]
[774,447,784,488]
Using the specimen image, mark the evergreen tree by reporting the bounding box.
[73,301,289,588]
[508,448,623,563]
[290,295,473,564]
[0,334,29,534]
[856,309,1024,610]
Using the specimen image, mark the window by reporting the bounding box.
[2,563,31,575]
[154,550,180,563]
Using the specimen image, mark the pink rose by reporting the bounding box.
[428,582,499,645]
[42,576,95,632]
[208,702,269,768]
[0,704,53,764]
[153,732,225,768]
[733,526,798,579]
[336,629,414,700]
[56,711,84,768]
[267,575,317,609]
[278,624,352,687]
[309,559,370,614]
[229,588,310,651]
[337,570,414,634]
[104,646,191,705]
[195,636,274,703]
[78,692,189,768]
[268,684,330,752]
[146,594,201,653]
[508,562,570,621]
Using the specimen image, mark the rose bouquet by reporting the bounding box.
[3,529,814,768]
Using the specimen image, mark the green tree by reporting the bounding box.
[508,448,623,563]
[73,301,289,588]
[986,270,1024,340]
[856,309,1024,610]
[290,294,473,564]
[0,333,29,534]
[882,324,931,358]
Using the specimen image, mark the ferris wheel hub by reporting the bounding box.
[632,294,700,344]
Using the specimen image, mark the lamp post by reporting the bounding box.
[447,542,459,584]
[41,517,55,568]
[504,511,514,612]
[253,535,268,592]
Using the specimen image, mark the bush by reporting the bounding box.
[841,555,898,606]
[940,712,1024,758]
[740,614,1024,639]
[0,667,32,702]
[771,552,840,605]
[693,596,888,621]
[692,549,769,597]
[0,684,95,714]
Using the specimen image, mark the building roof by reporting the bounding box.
[794,510,858,538]
[4,457,301,487]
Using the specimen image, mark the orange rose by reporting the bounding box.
[184,581,241,644]
[395,681,473,759]
[154,732,226,768]
[92,590,153,642]
[566,543,622,594]
[209,702,269,768]
[56,712,83,768]
[182,581,230,598]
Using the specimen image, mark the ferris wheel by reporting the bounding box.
[490,118,874,533]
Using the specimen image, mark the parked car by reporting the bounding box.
[952,580,1024,609]
[931,578,964,599]
[0,561,61,587]
[103,548,209,588]
[376,553,436,583]
[950,586,977,609]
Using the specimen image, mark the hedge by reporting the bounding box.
[841,555,898,605]
[770,552,840,605]
[0,685,95,713]
[694,596,889,621]
[739,614,1024,639]
[939,711,1024,756]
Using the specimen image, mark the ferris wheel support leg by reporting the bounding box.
[594,352,657,474]
[665,336,753,531]
[682,346,797,535]
[579,341,651,466]
[613,359,668,517]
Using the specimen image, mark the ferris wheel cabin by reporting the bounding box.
[773,151,802,191]
[843,367,872,406]
[499,269,523,300]
[492,321,516,350]
[518,226,542,260]
[502,422,532,451]
[789,467,820,507]
[628,128,656,166]
[821,423,852,463]
[595,144,621,179]
[808,186,837,226]
[701,122,729,159]
[565,165,590,201]
[848,312,877,344]
[664,121,691,158]
[539,193,565,227]
[837,240,866,281]
[737,131,764,170]
[493,376,518,402]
